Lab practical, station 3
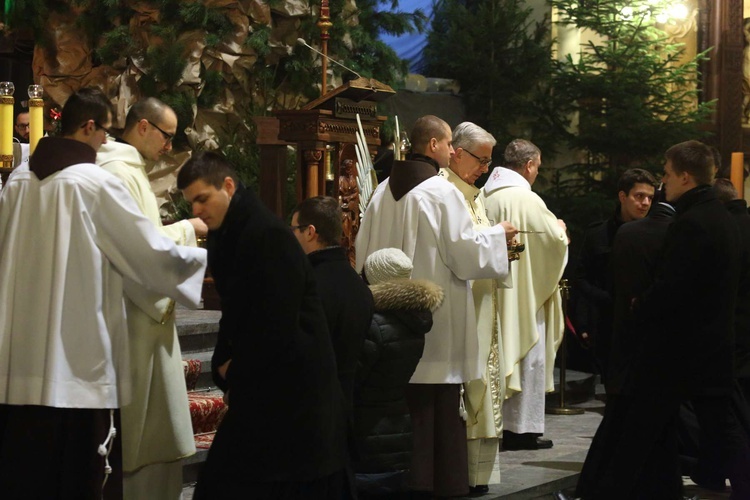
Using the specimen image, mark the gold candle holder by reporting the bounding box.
[0,82,15,170]
[28,85,44,155]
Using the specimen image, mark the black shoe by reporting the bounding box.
[502,431,554,450]
[552,491,578,500]
[469,484,489,495]
[690,474,727,492]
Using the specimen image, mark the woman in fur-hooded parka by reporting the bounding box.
[352,277,443,494]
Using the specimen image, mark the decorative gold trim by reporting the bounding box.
[1,154,14,169]
[29,98,44,107]
[0,96,14,105]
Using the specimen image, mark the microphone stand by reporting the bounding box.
[546,278,584,415]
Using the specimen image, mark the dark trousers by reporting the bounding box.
[577,394,682,500]
[0,404,123,500]
[689,393,750,497]
[405,384,468,497]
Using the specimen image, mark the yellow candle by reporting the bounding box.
[0,95,13,158]
[29,98,44,154]
[731,152,744,199]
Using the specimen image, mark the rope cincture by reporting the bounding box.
[98,409,117,492]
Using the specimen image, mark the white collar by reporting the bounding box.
[483,167,530,194]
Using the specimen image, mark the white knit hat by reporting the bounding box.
[364,248,413,285]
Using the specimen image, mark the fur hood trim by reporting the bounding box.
[369,279,444,312]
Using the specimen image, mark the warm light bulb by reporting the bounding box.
[668,4,689,21]
[0,82,14,96]
[28,85,43,99]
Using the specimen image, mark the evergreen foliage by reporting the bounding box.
[423,0,561,157]
[546,0,714,236]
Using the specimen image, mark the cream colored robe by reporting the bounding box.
[481,167,567,396]
[440,168,507,439]
[97,141,197,472]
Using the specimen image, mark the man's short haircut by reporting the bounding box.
[292,196,342,247]
[177,151,239,190]
[15,110,29,121]
[410,115,449,155]
[504,139,541,171]
[617,168,657,195]
[59,88,113,137]
[124,97,173,132]
[665,140,715,186]
[712,178,739,203]
[452,122,496,152]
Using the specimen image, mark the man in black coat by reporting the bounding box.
[583,141,750,499]
[576,192,676,498]
[291,195,374,413]
[178,152,346,499]
[573,169,656,381]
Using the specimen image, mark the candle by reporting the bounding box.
[394,116,400,160]
[0,82,15,167]
[28,85,44,155]
[731,152,745,199]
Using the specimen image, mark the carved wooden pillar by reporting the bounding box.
[700,0,745,162]
[300,143,325,198]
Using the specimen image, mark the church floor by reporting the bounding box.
[181,384,732,500]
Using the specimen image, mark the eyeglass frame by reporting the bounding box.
[290,224,311,232]
[462,148,493,167]
[147,120,175,144]
[80,120,114,136]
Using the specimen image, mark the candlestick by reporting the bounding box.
[731,152,744,200]
[0,82,15,170]
[28,85,44,155]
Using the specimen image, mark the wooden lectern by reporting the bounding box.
[275,77,395,264]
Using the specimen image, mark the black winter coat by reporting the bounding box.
[633,185,740,396]
[608,202,675,394]
[726,199,750,379]
[352,278,443,475]
[308,246,374,414]
[202,186,345,483]
[574,209,625,374]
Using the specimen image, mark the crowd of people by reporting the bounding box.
[0,87,749,500]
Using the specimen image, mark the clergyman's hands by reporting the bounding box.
[500,221,518,242]
[189,217,208,238]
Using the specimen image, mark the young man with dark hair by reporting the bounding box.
[13,110,29,142]
[0,87,207,498]
[291,195,374,497]
[578,140,750,498]
[96,97,207,498]
[178,152,346,499]
[574,168,657,381]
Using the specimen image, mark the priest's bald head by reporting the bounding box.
[410,115,454,169]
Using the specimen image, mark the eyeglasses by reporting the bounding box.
[94,121,115,136]
[290,224,310,232]
[463,149,492,167]
[16,123,29,129]
[147,120,174,144]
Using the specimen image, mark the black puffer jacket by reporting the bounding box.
[352,278,443,477]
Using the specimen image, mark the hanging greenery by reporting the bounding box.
[545,0,714,239]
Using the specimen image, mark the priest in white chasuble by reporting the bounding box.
[438,122,511,492]
[482,139,568,451]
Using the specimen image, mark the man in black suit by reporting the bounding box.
[178,153,346,499]
[291,196,374,414]
[579,141,750,499]
[576,189,676,498]
[573,169,656,381]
